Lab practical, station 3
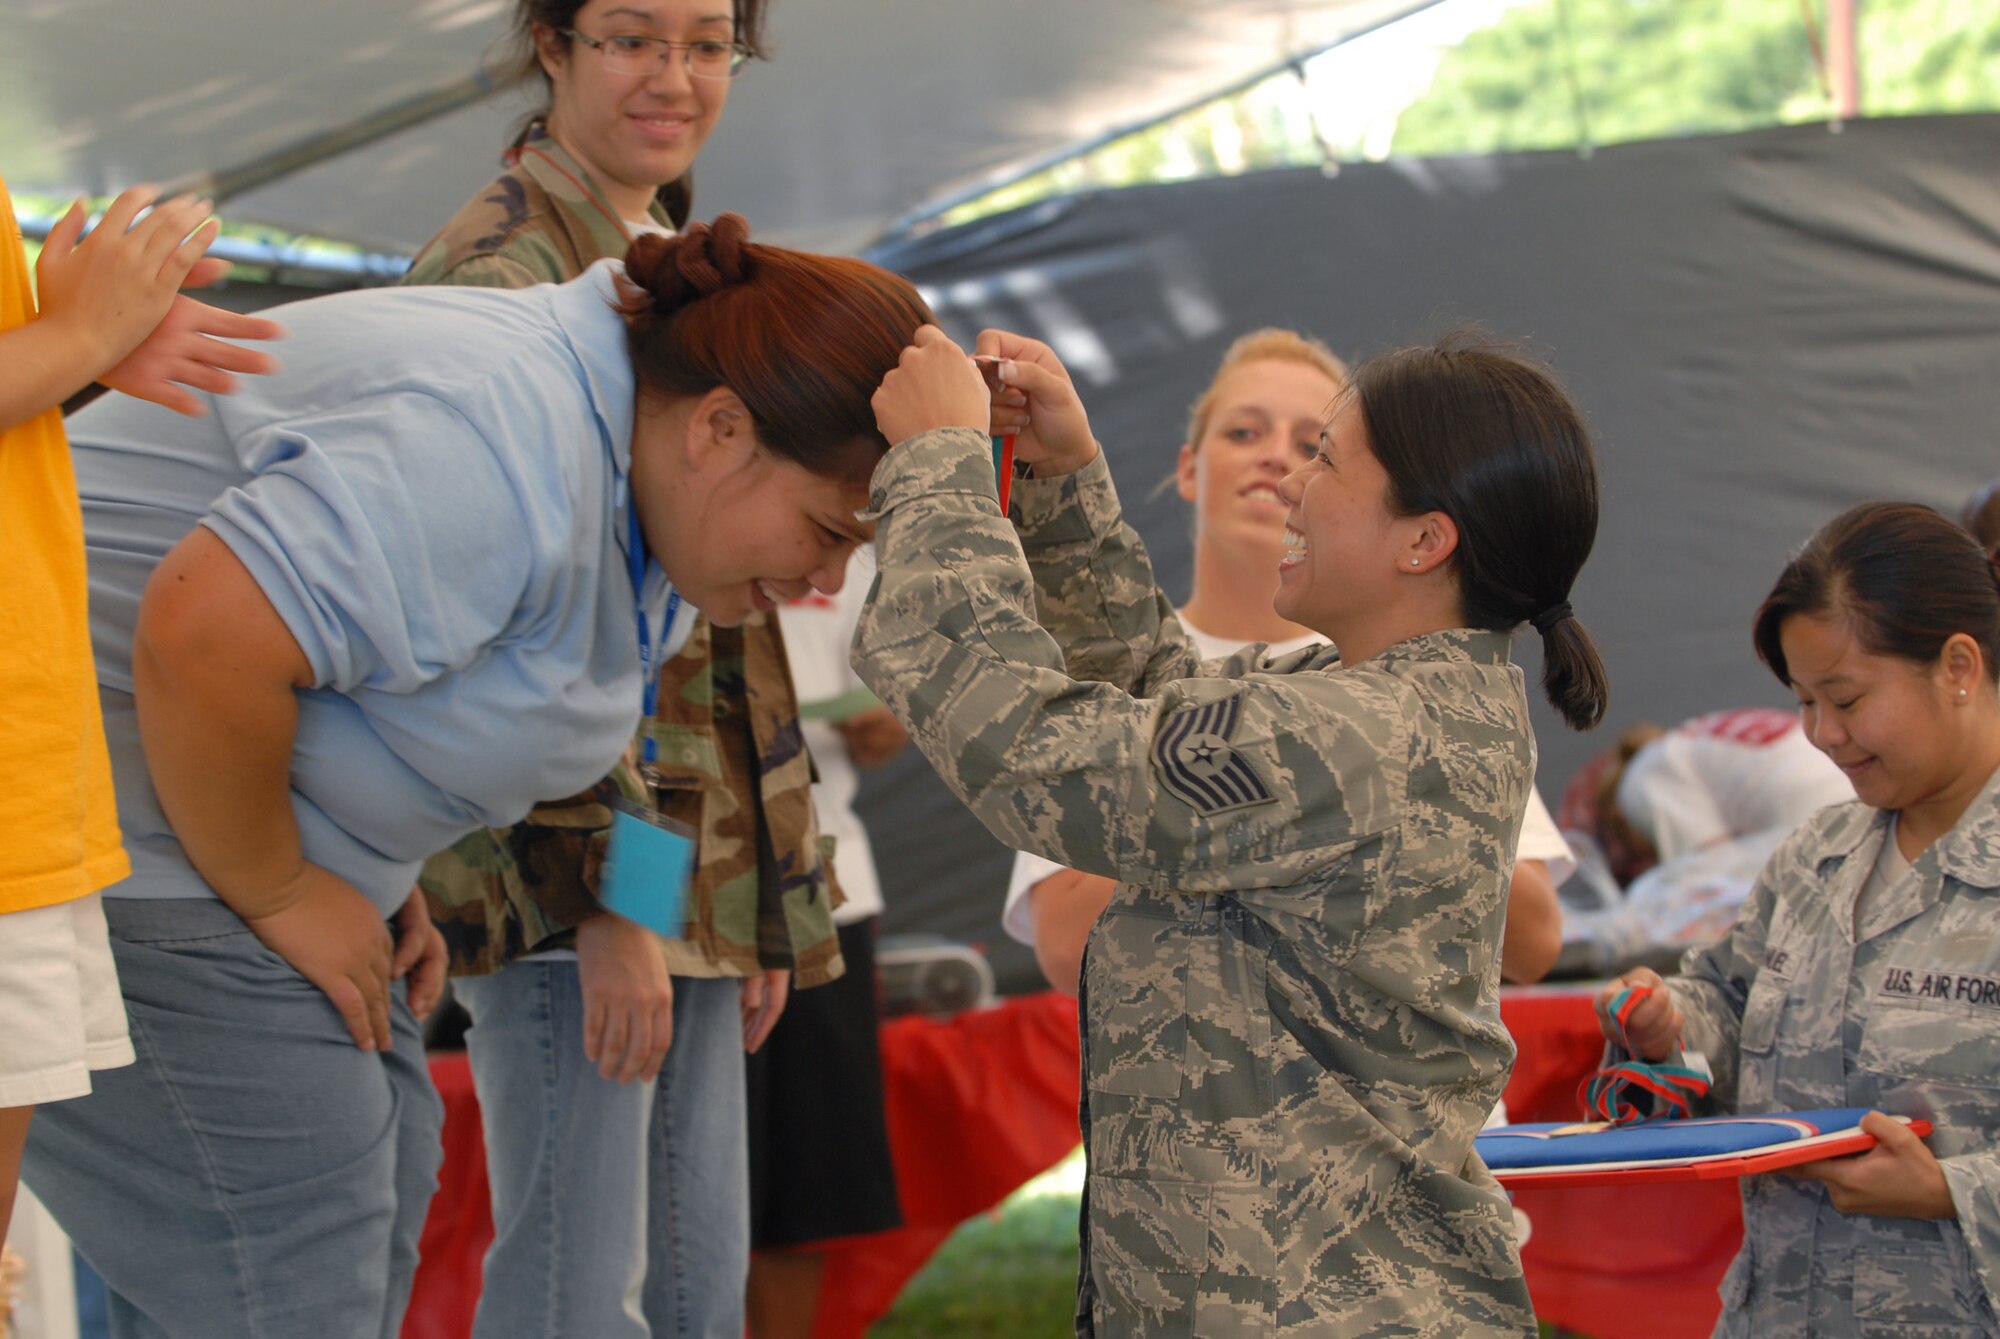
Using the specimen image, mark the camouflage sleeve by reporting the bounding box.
[1941,1151,2000,1318]
[1665,846,1789,1109]
[855,427,1410,894]
[1010,449,1201,692]
[426,249,558,290]
[420,760,641,974]
[401,233,570,291]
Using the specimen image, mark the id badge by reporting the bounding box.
[601,794,695,938]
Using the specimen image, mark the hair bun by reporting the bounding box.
[674,212,751,295]
[620,214,753,319]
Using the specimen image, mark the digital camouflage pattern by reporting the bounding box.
[1664,768,2000,1337]
[406,127,841,985]
[853,427,1538,1336]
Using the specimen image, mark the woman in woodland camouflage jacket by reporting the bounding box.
[401,3,843,1335]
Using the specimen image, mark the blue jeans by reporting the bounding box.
[22,897,442,1339]
[455,964,748,1339]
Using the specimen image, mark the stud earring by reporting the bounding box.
[1960,688,1970,699]
[1410,559,1421,567]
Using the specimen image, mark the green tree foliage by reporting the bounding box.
[927,0,2000,233]
[1392,0,2000,158]
[1861,0,2000,114]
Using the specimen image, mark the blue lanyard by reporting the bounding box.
[629,507,681,766]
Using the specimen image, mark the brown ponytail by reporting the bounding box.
[1536,614,1610,732]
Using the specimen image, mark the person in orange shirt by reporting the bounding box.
[0,178,281,1238]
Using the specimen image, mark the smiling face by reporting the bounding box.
[629,389,873,626]
[1178,358,1343,566]
[1779,610,1972,813]
[1271,397,1410,638]
[538,0,735,218]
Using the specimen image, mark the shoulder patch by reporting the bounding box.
[1151,693,1276,816]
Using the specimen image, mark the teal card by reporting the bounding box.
[601,799,694,938]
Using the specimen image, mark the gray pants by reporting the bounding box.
[454,965,750,1339]
[23,897,442,1339]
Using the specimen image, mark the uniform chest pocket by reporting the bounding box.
[1858,993,2000,1091]
[1737,964,1795,1056]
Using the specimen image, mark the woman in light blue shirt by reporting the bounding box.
[22,215,928,1339]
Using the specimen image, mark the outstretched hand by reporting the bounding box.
[35,185,286,415]
[100,295,285,416]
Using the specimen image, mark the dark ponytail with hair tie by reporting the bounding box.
[1530,601,1573,636]
[1349,332,1610,732]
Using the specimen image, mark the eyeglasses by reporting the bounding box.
[562,29,751,80]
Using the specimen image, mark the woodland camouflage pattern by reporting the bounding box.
[1664,772,2000,1336]
[405,127,841,985]
[853,427,1538,1336]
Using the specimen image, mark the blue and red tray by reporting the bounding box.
[1478,1107,1930,1188]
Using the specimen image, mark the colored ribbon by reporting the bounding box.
[1579,984,1712,1125]
[993,432,1017,512]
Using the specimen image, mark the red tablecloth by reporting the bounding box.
[402,1052,491,1339]
[1494,986,1740,1339]
[407,986,1739,1339]
[404,994,1084,1339]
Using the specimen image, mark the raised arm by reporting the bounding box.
[970,328,1206,693]
[860,330,1406,891]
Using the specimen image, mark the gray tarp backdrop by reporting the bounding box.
[859,113,2000,994]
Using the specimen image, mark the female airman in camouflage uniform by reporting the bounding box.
[856,326,1609,1336]
[1605,502,2000,1337]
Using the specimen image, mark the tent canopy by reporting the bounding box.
[0,0,1423,255]
[859,113,2000,986]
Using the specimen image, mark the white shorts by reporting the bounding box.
[0,893,134,1107]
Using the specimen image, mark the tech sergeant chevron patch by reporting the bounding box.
[1150,692,1276,816]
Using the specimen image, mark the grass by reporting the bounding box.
[870,1148,1084,1338]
